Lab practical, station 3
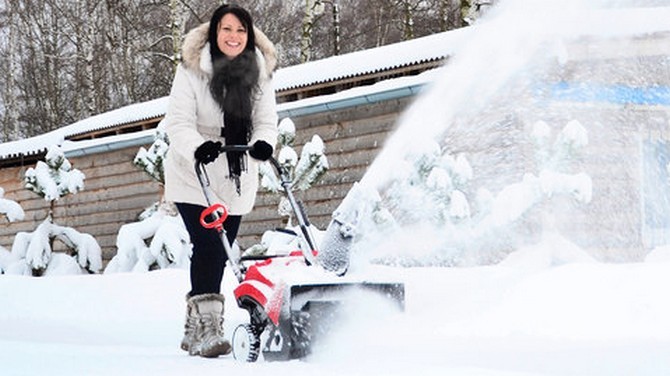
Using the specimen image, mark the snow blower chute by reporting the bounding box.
[196,145,405,362]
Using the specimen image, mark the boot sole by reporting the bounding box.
[199,341,232,358]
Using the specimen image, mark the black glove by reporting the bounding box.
[248,140,273,161]
[194,140,222,164]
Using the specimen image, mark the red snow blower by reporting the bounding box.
[195,145,405,362]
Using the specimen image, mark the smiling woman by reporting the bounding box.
[161,3,279,359]
[217,13,248,59]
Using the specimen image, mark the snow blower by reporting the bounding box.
[195,145,405,362]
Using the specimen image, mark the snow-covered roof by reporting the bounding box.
[0,97,168,161]
[272,28,469,92]
[0,29,465,162]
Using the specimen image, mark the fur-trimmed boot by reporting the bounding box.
[188,293,232,358]
[180,294,196,352]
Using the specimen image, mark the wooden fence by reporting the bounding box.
[0,96,412,264]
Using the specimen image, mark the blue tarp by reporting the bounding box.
[551,82,670,106]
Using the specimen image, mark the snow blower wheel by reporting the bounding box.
[232,324,261,362]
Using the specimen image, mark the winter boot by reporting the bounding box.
[180,294,196,352]
[188,293,232,358]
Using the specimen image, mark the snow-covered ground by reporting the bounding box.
[2,243,670,376]
[3,1,670,375]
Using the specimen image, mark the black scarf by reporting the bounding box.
[209,50,259,194]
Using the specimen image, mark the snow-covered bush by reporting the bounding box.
[0,187,24,223]
[134,126,169,219]
[105,207,190,273]
[259,117,329,224]
[5,145,102,276]
[106,125,191,273]
[10,219,102,276]
[247,118,329,257]
[25,145,84,214]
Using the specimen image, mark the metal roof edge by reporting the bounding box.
[62,129,156,159]
[277,81,427,118]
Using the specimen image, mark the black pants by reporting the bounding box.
[176,202,241,296]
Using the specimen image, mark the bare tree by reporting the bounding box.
[0,0,20,141]
[0,0,481,142]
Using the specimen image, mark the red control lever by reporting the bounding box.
[200,203,228,231]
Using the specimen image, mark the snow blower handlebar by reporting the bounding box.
[194,144,321,277]
[267,157,320,266]
[194,145,252,283]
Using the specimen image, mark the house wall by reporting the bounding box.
[0,96,413,263]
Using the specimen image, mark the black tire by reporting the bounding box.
[232,324,261,362]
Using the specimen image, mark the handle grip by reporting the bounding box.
[200,203,228,231]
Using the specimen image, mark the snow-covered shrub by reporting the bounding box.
[0,246,13,274]
[248,118,329,257]
[105,207,190,273]
[24,145,84,208]
[106,125,191,273]
[0,187,25,222]
[259,117,329,225]
[134,126,169,219]
[7,145,102,276]
[134,127,168,185]
[9,218,102,276]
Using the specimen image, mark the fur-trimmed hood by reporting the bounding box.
[163,21,279,215]
[181,22,277,78]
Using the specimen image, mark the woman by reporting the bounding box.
[163,4,278,358]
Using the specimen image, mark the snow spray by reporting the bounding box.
[344,0,670,265]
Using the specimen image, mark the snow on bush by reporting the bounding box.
[248,118,329,257]
[24,145,84,203]
[105,208,191,273]
[259,117,329,224]
[106,125,191,273]
[134,127,168,186]
[4,145,102,276]
[0,187,24,223]
[9,218,102,276]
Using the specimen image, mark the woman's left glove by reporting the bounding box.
[249,140,274,161]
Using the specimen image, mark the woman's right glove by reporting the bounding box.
[194,140,222,164]
[248,140,274,161]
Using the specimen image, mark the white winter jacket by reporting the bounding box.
[163,23,278,215]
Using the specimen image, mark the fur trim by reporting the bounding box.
[188,293,225,304]
[181,22,277,77]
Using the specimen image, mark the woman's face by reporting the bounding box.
[217,13,248,59]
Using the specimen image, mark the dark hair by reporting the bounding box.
[208,4,257,60]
